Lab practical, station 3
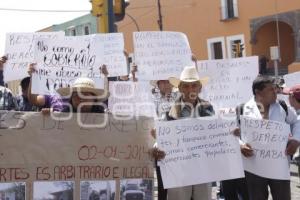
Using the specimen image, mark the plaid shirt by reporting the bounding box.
[0,86,17,110]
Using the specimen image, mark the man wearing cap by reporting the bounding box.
[166,65,214,200]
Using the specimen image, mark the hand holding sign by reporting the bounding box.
[286,139,300,155]
[241,143,254,157]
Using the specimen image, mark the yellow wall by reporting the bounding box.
[117,0,300,60]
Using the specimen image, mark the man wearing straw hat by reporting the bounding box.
[166,65,214,200]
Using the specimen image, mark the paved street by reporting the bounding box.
[154,164,300,200]
[289,164,300,200]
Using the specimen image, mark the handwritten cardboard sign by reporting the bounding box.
[31,35,105,95]
[241,116,290,180]
[94,33,128,77]
[0,111,154,200]
[156,117,244,188]
[108,81,156,117]
[197,56,259,110]
[133,31,193,80]
[4,32,65,82]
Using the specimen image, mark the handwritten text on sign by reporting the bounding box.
[156,118,244,188]
[133,31,193,80]
[31,36,104,95]
[197,56,259,110]
[4,32,65,81]
[241,116,290,180]
[108,81,155,117]
[94,33,128,77]
[0,111,154,182]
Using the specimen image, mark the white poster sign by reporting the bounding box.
[241,116,290,180]
[94,33,128,77]
[197,56,259,110]
[156,118,244,188]
[133,31,193,80]
[31,36,105,95]
[108,81,155,117]
[4,32,65,81]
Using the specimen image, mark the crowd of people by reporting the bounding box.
[1,53,300,200]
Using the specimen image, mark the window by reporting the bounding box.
[83,24,91,35]
[207,37,226,60]
[226,34,245,58]
[220,0,238,20]
[67,26,76,36]
[70,29,76,36]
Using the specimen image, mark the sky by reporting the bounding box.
[0,0,91,55]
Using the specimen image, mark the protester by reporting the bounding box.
[0,55,17,110]
[151,80,178,119]
[57,76,108,113]
[150,79,178,200]
[16,77,37,111]
[236,76,300,200]
[283,84,300,185]
[0,56,6,87]
[159,65,214,200]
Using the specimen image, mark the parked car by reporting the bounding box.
[122,183,145,200]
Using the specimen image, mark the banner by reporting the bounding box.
[133,31,193,80]
[108,81,156,117]
[156,117,244,188]
[4,32,65,81]
[241,116,290,180]
[0,111,154,200]
[31,35,105,95]
[197,56,259,110]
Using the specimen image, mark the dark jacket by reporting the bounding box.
[167,97,215,120]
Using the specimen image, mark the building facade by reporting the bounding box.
[116,0,300,74]
[39,14,98,36]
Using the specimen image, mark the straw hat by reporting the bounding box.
[56,77,107,99]
[168,66,209,88]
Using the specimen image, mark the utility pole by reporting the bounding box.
[157,0,163,31]
[107,0,115,32]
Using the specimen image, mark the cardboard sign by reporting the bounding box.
[197,56,259,110]
[156,117,244,188]
[133,31,193,80]
[31,35,105,95]
[4,32,65,81]
[94,33,128,77]
[0,111,154,200]
[241,116,290,180]
[108,81,156,117]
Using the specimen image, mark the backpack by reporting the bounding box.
[236,100,288,125]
